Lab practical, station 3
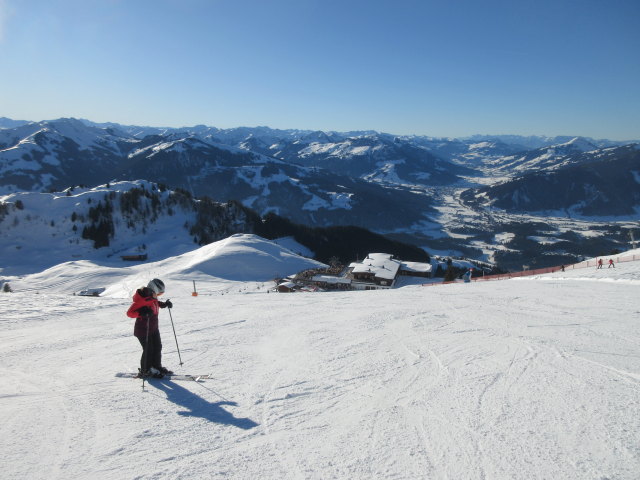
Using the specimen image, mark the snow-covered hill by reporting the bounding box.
[0,118,136,192]
[462,144,640,216]
[478,136,599,175]
[1,243,639,479]
[268,133,474,187]
[2,233,326,297]
[0,181,258,275]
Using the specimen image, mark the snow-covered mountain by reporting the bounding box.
[0,118,136,192]
[1,117,638,270]
[124,136,435,230]
[0,181,252,274]
[0,116,30,129]
[265,132,476,186]
[463,133,631,150]
[450,140,527,166]
[1,118,636,205]
[476,137,600,175]
[0,119,436,231]
[461,144,640,216]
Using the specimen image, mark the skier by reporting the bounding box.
[463,268,472,283]
[597,259,603,269]
[608,259,615,268]
[126,278,174,378]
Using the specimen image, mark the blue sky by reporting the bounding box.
[0,0,638,140]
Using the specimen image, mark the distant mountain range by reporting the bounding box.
[462,144,640,216]
[1,116,638,270]
[0,118,436,231]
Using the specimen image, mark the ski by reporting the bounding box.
[115,372,211,382]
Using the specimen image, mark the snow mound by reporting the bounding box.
[4,234,327,296]
[164,234,326,281]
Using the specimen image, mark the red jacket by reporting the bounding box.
[126,287,160,337]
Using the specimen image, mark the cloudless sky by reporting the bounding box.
[0,0,638,139]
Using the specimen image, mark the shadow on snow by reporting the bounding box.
[151,379,259,430]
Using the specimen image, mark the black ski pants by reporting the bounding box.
[137,330,162,372]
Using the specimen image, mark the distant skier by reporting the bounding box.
[597,259,603,269]
[608,259,615,268]
[560,265,565,272]
[463,268,473,283]
[126,278,174,378]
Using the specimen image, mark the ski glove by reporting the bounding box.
[137,306,153,316]
[160,300,173,309]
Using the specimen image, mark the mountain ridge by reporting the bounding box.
[1,117,638,270]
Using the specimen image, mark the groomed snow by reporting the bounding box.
[1,238,639,479]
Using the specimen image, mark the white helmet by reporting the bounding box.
[147,278,165,294]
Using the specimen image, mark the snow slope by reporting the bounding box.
[1,241,639,479]
[0,181,201,275]
[2,234,326,296]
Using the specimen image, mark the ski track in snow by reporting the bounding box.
[1,258,640,479]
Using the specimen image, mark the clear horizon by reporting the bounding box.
[3,114,639,143]
[0,0,638,141]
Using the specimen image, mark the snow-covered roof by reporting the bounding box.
[350,253,402,280]
[311,275,352,284]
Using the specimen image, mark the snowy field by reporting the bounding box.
[1,237,639,480]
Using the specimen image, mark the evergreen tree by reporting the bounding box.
[444,266,458,282]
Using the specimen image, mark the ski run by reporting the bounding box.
[1,236,639,479]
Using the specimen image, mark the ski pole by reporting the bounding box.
[142,314,150,391]
[167,302,184,366]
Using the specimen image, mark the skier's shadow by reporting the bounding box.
[151,380,259,430]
